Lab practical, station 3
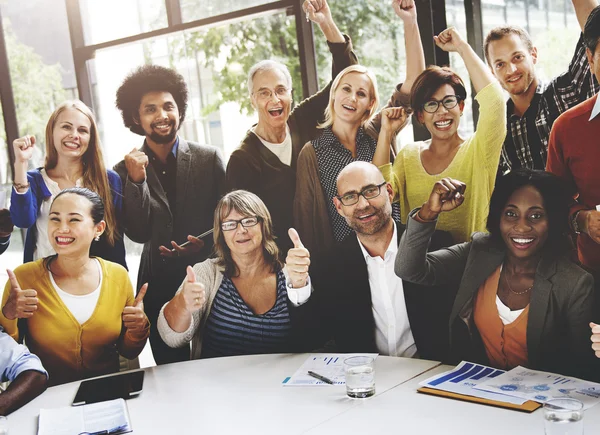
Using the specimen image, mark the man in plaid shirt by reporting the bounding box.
[483,0,599,175]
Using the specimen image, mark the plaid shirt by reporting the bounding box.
[499,34,599,174]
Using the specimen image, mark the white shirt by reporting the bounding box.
[357,223,417,357]
[253,126,292,166]
[49,258,102,324]
[590,94,600,121]
[495,295,525,325]
[16,169,83,260]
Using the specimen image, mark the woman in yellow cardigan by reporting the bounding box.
[374,27,507,243]
[1,188,149,386]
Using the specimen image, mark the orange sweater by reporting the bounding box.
[0,258,148,386]
[473,266,529,370]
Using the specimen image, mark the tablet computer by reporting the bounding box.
[73,370,145,406]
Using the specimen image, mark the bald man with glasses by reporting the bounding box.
[289,162,453,359]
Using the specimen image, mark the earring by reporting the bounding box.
[94,235,100,242]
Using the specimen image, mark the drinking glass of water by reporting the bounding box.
[543,398,584,435]
[343,356,375,398]
[0,415,8,435]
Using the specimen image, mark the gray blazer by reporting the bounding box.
[396,210,598,381]
[114,138,225,301]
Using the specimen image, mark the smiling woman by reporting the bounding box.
[9,100,127,269]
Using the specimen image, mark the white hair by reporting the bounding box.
[247,60,293,96]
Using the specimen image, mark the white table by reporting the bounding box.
[306,365,600,434]
[8,354,440,434]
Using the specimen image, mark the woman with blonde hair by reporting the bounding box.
[10,100,126,267]
[158,190,311,359]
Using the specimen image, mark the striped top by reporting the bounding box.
[200,269,292,358]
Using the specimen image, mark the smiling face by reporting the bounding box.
[499,185,549,260]
[334,164,393,236]
[221,209,264,258]
[488,34,538,96]
[251,68,292,132]
[52,108,91,161]
[48,193,105,257]
[331,72,375,126]
[417,84,465,142]
[137,91,180,145]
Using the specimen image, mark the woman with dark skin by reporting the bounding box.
[396,169,598,381]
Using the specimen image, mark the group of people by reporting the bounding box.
[1,0,600,416]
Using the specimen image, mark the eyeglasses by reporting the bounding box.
[422,95,463,113]
[253,86,291,101]
[221,216,261,231]
[336,181,387,206]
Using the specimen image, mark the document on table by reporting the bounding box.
[474,366,600,410]
[282,354,378,386]
[38,398,132,435]
[418,361,527,405]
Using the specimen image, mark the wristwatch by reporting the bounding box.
[572,210,583,234]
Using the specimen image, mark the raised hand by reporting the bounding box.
[122,283,149,334]
[159,235,205,258]
[303,0,332,25]
[12,135,36,164]
[434,27,467,53]
[2,269,38,320]
[179,266,205,313]
[419,178,466,221]
[124,147,149,184]
[381,107,409,133]
[285,228,310,289]
[591,322,600,358]
[392,0,418,22]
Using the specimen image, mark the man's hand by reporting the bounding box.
[381,107,408,133]
[434,27,468,53]
[2,270,38,320]
[285,228,310,289]
[178,266,205,313]
[419,178,466,221]
[303,0,332,25]
[12,136,36,164]
[124,147,149,184]
[590,322,600,358]
[122,283,149,334]
[0,209,14,237]
[159,235,205,258]
[392,0,418,23]
[578,210,600,244]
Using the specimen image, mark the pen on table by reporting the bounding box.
[308,371,334,384]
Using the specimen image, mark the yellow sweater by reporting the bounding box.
[380,82,507,243]
[0,258,149,386]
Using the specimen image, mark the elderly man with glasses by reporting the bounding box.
[287,162,453,360]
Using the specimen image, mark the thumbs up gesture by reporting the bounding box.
[179,266,205,313]
[124,147,149,184]
[2,269,38,320]
[12,135,36,164]
[122,283,149,334]
[591,322,600,358]
[285,228,311,288]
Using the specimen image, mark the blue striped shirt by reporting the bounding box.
[201,269,292,358]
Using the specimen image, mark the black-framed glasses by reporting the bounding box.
[336,181,387,206]
[221,216,261,231]
[422,95,462,113]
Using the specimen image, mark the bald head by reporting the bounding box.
[336,162,385,194]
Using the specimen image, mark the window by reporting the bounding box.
[180,0,277,23]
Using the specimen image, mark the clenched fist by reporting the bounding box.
[13,135,36,164]
[124,147,149,183]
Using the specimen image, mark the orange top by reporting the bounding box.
[473,266,529,370]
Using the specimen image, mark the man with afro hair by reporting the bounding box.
[114,65,225,365]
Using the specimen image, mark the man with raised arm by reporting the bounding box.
[114,66,225,365]
[484,0,599,174]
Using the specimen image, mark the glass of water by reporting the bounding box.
[343,356,375,398]
[543,398,584,435]
[0,416,8,435]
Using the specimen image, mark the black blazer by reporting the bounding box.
[295,223,453,361]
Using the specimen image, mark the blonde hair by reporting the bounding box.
[213,190,281,277]
[318,65,380,130]
[44,100,119,246]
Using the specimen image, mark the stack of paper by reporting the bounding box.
[38,398,132,435]
[282,354,378,386]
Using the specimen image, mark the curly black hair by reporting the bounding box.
[486,169,575,257]
[115,65,188,136]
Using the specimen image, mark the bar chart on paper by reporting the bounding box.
[282,354,378,386]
